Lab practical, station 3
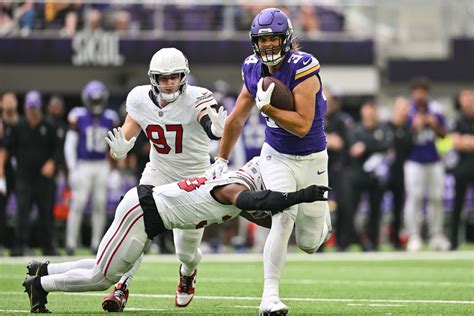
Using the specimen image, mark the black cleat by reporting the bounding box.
[22,275,50,313]
[27,261,49,277]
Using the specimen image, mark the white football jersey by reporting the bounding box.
[153,157,264,230]
[126,84,217,180]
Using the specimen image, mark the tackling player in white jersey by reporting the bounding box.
[101,47,228,311]
[22,158,331,314]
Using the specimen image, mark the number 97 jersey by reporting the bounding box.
[126,85,217,180]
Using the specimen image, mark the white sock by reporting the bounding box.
[47,259,96,275]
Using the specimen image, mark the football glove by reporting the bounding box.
[256,78,274,112]
[205,157,229,180]
[207,106,227,138]
[105,127,136,160]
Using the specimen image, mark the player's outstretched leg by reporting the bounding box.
[23,276,50,313]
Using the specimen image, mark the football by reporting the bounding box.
[262,77,295,111]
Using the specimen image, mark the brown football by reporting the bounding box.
[262,77,295,111]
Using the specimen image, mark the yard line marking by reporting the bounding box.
[1,274,471,288]
[1,251,473,264]
[0,309,28,313]
[3,291,473,305]
[148,277,474,288]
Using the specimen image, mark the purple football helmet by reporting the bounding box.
[249,8,293,66]
[81,80,109,115]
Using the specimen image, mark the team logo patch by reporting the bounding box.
[266,155,272,160]
[158,111,164,117]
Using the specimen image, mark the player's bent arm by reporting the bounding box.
[217,85,254,160]
[212,183,331,214]
[263,76,319,138]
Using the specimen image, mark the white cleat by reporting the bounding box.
[428,234,451,251]
[406,235,422,252]
[259,296,288,316]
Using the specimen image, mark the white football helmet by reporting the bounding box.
[148,48,190,102]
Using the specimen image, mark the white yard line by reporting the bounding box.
[1,251,473,264]
[2,274,472,288]
[3,291,472,305]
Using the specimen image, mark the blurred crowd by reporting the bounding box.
[0,2,345,37]
[0,77,473,257]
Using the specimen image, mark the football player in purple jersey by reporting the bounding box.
[64,80,119,256]
[403,77,450,251]
[206,8,330,315]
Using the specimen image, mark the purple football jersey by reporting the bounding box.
[242,51,327,155]
[69,107,119,160]
[406,101,445,163]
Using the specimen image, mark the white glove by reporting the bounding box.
[208,106,227,137]
[205,157,229,180]
[0,176,6,195]
[256,78,275,111]
[105,127,136,160]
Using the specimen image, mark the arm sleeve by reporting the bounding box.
[235,185,325,214]
[199,104,223,140]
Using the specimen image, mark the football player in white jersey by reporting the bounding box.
[22,157,331,314]
[102,47,228,311]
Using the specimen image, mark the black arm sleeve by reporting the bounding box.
[199,115,221,140]
[199,104,223,140]
[235,185,327,214]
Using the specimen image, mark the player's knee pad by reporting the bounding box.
[296,215,327,254]
[91,269,114,291]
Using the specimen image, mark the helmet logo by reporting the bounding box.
[258,28,273,34]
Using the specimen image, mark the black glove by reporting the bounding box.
[297,184,332,203]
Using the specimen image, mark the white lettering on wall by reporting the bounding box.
[72,31,124,66]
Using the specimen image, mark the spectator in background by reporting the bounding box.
[5,91,60,256]
[324,87,353,251]
[83,8,102,32]
[450,89,474,250]
[0,1,15,35]
[64,81,118,256]
[299,5,320,36]
[404,77,450,251]
[385,97,413,249]
[349,101,390,251]
[46,95,68,175]
[15,0,36,36]
[43,2,81,37]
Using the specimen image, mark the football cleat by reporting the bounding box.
[175,265,197,307]
[23,275,50,313]
[259,296,288,316]
[102,283,129,312]
[27,260,49,277]
[428,234,451,251]
[407,235,423,252]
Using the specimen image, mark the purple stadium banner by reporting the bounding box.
[0,33,373,66]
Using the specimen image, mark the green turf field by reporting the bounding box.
[1,252,473,315]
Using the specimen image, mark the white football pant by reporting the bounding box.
[259,143,330,300]
[42,188,148,292]
[66,160,110,251]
